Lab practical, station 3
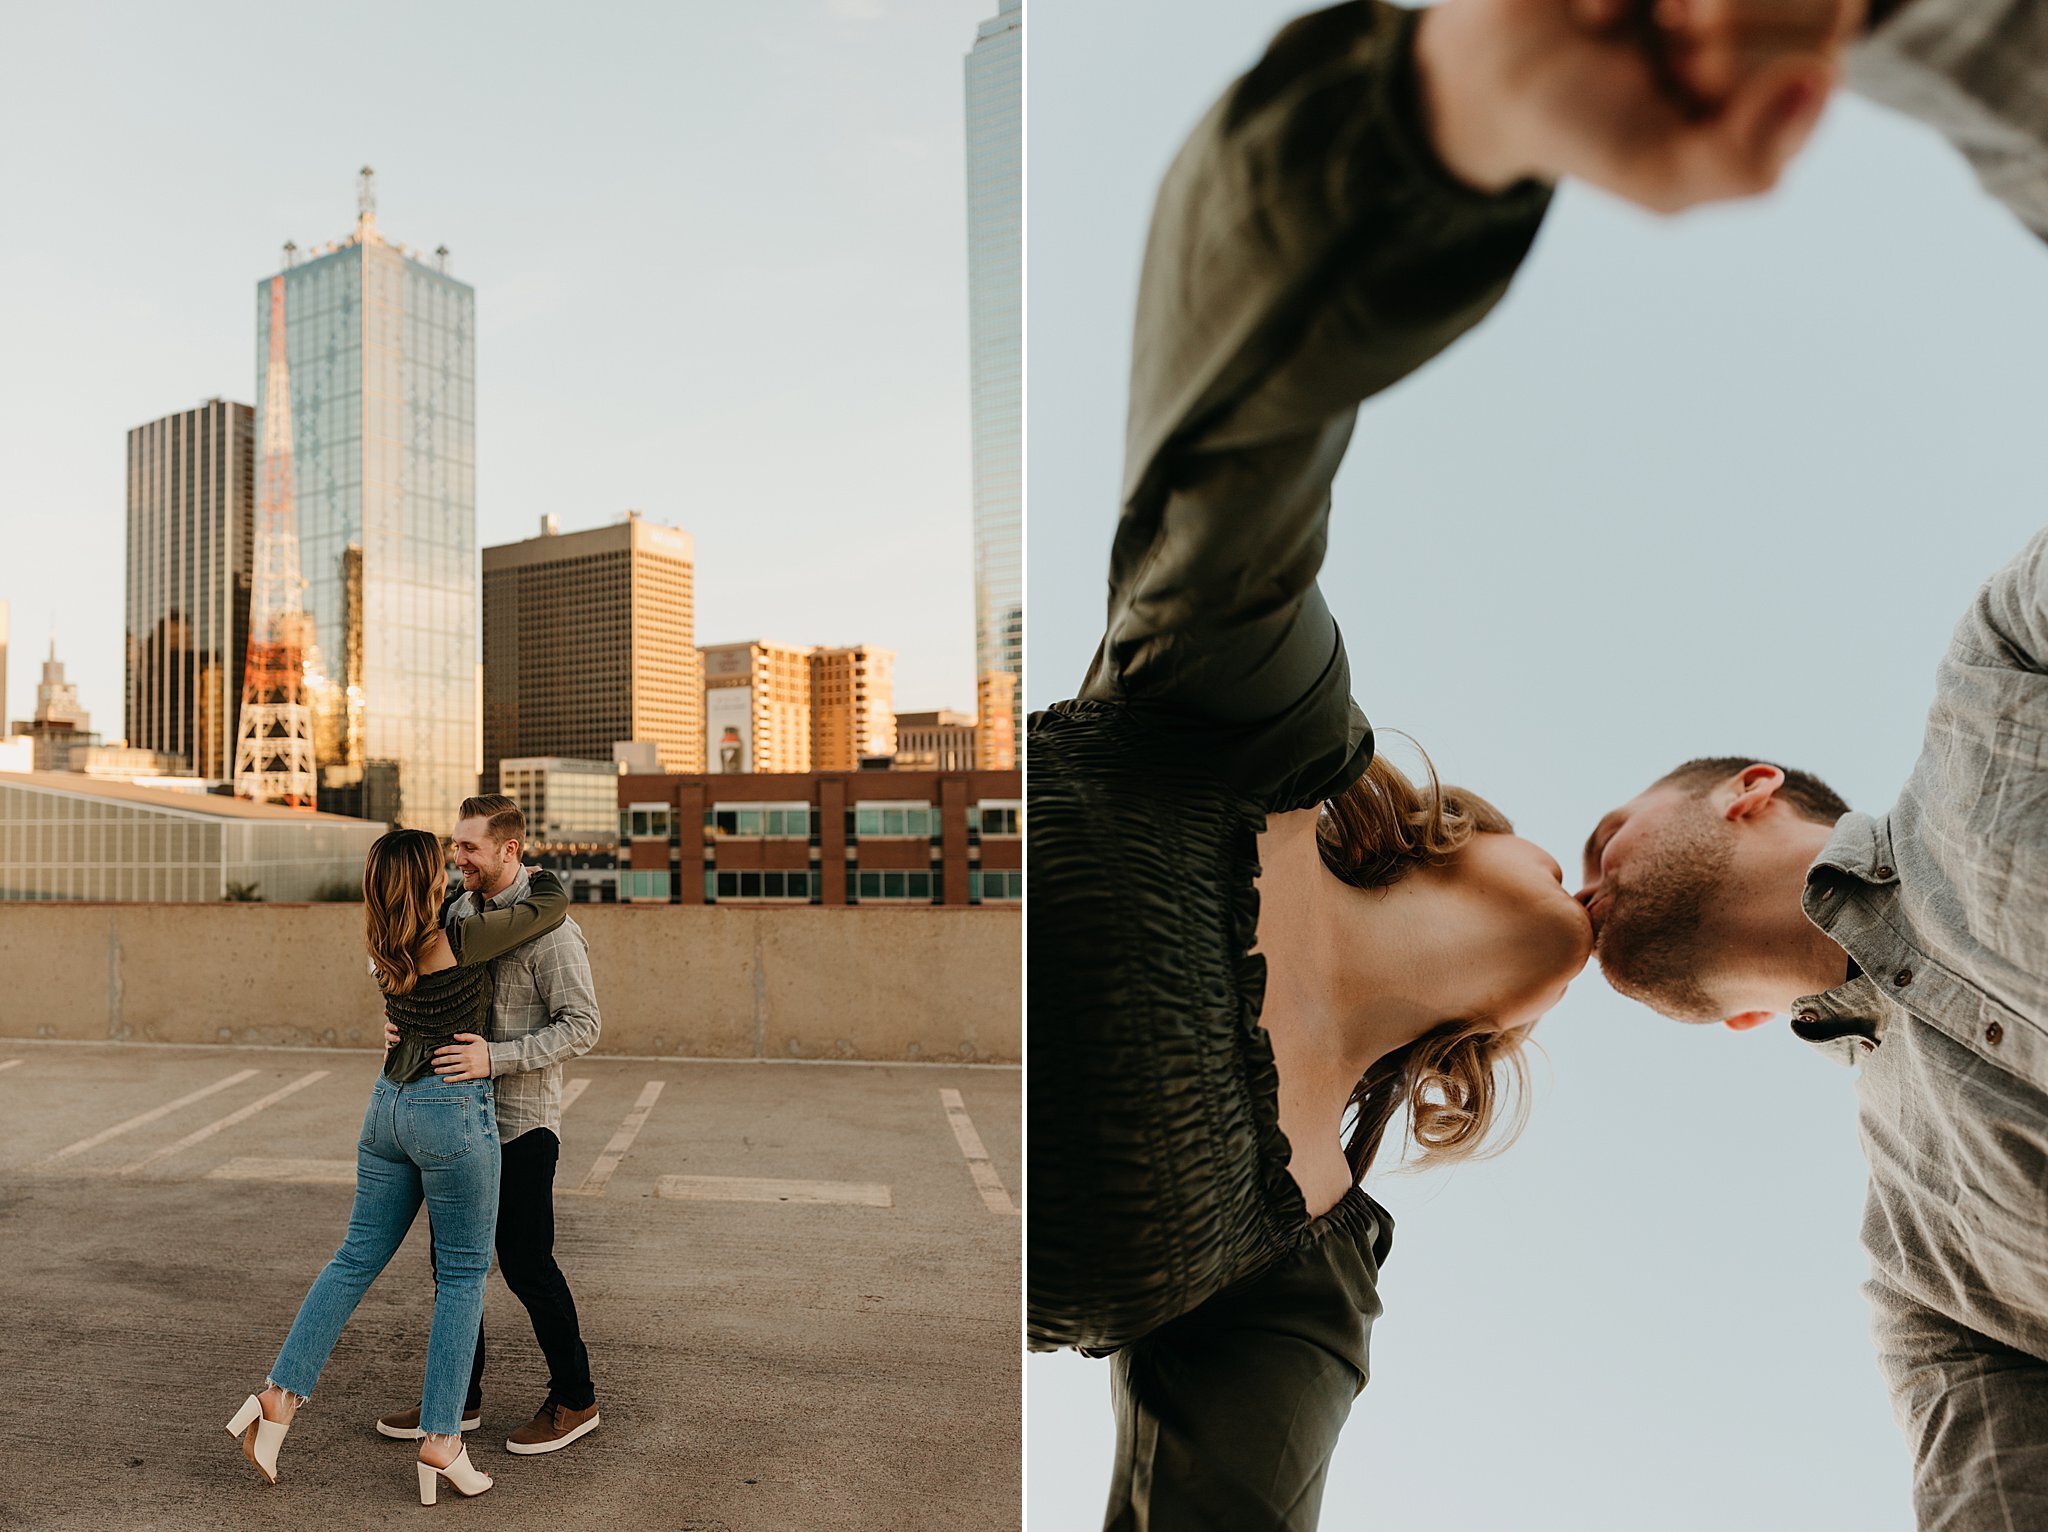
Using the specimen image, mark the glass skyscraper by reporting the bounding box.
[965,0,1022,755]
[256,176,477,832]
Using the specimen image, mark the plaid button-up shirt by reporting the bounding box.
[443,864,602,1142]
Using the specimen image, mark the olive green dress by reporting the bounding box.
[1027,4,1552,1526]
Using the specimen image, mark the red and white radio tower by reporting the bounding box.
[233,274,318,808]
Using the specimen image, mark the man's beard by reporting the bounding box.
[1595,806,1735,1024]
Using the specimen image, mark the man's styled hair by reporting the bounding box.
[458,793,526,846]
[1656,757,1850,825]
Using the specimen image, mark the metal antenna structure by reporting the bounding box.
[233,275,318,808]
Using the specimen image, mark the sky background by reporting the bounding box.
[1028,7,2048,1531]
[0,0,989,739]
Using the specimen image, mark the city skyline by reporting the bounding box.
[0,1,989,757]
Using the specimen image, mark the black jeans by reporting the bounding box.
[429,1126,596,1412]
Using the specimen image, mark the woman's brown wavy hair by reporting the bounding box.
[1318,746,1535,1180]
[363,829,447,996]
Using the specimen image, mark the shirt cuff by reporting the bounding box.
[486,1040,516,1079]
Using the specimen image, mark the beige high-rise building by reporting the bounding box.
[701,640,814,774]
[809,646,895,771]
[482,513,704,789]
[975,668,1017,770]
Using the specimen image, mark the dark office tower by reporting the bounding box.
[125,399,255,780]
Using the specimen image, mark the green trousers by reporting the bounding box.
[1104,1227,1384,1531]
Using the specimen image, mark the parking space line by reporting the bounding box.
[560,1077,590,1114]
[939,1088,1018,1216]
[656,1176,893,1208]
[116,1071,330,1176]
[565,1080,664,1197]
[39,1069,260,1164]
[208,1157,357,1186]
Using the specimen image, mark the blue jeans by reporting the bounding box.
[269,1075,500,1435]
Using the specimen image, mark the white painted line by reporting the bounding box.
[940,1088,1019,1216]
[117,1071,330,1176]
[0,1059,21,1073]
[560,1077,590,1114]
[565,1079,664,1197]
[656,1176,893,1208]
[39,1069,260,1164]
[208,1157,357,1186]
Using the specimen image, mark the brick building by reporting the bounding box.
[616,767,1020,906]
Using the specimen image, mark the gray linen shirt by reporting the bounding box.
[1791,528,2048,1527]
[445,864,602,1142]
[1852,0,2048,238]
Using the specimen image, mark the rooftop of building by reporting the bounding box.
[483,510,694,567]
[0,771,382,825]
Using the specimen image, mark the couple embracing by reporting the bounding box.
[1031,0,2048,1528]
[226,794,603,1506]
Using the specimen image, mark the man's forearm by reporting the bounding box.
[488,1008,600,1078]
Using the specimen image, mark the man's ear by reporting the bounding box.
[1724,765,1785,824]
[1723,1011,1775,1032]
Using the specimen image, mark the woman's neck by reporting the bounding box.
[1253,809,1484,1207]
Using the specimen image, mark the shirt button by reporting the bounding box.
[1892,969,1913,987]
[1795,1009,1820,1023]
[1857,1038,1877,1053]
[1875,865,1894,880]
[1986,1023,2005,1047]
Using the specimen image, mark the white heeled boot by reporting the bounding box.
[416,1444,494,1505]
[225,1393,290,1484]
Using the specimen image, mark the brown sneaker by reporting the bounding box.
[505,1396,601,1456]
[375,1405,482,1440]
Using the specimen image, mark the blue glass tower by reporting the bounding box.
[966,0,1022,758]
[255,171,477,831]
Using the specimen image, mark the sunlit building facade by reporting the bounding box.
[482,514,704,789]
[702,639,814,775]
[809,646,895,771]
[260,176,477,833]
[126,399,253,781]
[965,0,1022,771]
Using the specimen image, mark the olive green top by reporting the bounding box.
[1030,4,1552,1525]
[1031,0,1549,1359]
[380,868,570,1085]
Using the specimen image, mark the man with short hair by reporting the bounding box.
[376,792,604,1455]
[1580,531,2048,1528]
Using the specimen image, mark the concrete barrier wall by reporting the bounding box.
[0,904,1020,1063]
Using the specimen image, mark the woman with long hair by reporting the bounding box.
[224,829,568,1506]
[1028,0,1844,1524]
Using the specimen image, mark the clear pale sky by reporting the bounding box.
[1028,6,2048,1530]
[0,0,989,737]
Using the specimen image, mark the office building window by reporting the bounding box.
[710,802,810,838]
[852,802,937,838]
[971,869,1022,902]
[713,869,812,901]
[854,870,934,901]
[975,800,1022,837]
[623,869,672,901]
